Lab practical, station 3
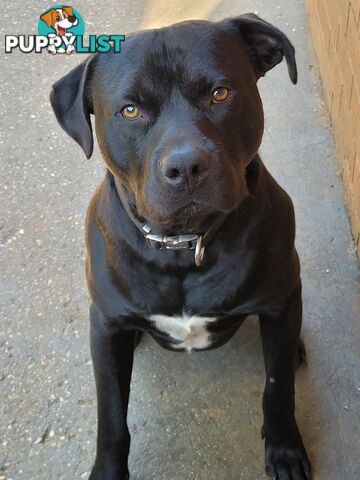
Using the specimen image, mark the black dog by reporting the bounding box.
[50,13,311,480]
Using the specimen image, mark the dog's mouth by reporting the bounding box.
[180,201,209,219]
[58,26,66,36]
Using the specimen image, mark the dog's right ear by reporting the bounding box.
[50,56,96,159]
[228,13,297,84]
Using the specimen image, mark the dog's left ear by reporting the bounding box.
[228,13,297,84]
[50,56,96,159]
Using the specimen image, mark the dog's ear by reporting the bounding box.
[63,6,75,17]
[40,9,55,27]
[50,56,96,159]
[228,13,297,84]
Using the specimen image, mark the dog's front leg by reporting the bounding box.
[259,285,311,480]
[89,304,136,480]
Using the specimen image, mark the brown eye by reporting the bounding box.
[56,15,61,21]
[121,105,141,120]
[212,87,231,104]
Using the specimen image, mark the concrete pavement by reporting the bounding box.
[1,1,359,479]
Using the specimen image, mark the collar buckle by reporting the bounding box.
[145,230,199,251]
[144,225,206,265]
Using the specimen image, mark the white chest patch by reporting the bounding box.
[149,313,218,351]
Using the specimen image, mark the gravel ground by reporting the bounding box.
[1,1,359,479]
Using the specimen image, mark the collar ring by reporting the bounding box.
[195,236,205,266]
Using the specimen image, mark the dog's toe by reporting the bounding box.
[265,440,311,480]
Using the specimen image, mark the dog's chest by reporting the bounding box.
[148,313,217,351]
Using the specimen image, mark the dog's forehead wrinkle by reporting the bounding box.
[125,60,223,110]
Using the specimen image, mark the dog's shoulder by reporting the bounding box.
[257,162,296,232]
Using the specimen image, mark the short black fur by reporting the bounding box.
[50,14,311,480]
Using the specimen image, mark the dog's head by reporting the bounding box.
[50,14,296,229]
[40,7,78,35]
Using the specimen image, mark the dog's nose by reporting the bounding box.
[68,15,76,23]
[161,146,211,188]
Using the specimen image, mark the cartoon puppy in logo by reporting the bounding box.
[40,6,78,55]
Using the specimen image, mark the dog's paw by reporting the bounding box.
[47,44,57,55]
[264,439,311,480]
[66,44,75,55]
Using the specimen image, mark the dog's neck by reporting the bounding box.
[113,177,228,266]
